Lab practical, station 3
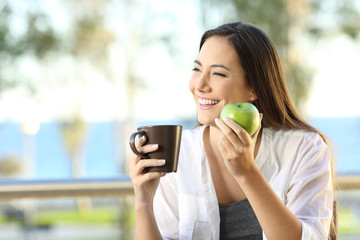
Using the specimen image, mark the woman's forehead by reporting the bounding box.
[198,36,240,68]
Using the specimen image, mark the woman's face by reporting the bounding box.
[189,36,256,126]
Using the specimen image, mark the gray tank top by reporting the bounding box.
[219,198,263,240]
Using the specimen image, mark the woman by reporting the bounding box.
[130,21,333,240]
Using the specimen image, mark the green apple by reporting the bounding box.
[220,102,260,136]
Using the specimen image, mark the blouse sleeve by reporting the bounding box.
[286,133,333,240]
[153,173,179,240]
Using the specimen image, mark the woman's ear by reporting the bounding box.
[248,89,257,102]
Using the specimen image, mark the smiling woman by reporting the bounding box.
[129,21,334,240]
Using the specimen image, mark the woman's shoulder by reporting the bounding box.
[262,127,331,175]
[267,127,323,143]
[264,127,328,153]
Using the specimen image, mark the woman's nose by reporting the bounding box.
[195,74,211,92]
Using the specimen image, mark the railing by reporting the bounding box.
[0,177,133,200]
[334,176,360,191]
[0,175,359,200]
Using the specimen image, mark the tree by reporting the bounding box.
[0,2,60,96]
[60,115,87,178]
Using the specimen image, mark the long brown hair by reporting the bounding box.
[200,21,335,237]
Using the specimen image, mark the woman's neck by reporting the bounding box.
[202,125,227,166]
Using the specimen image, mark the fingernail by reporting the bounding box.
[140,135,145,141]
[158,159,166,163]
[160,172,166,175]
[152,144,159,149]
[214,118,220,124]
[223,117,231,123]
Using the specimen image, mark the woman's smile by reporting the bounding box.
[198,96,221,110]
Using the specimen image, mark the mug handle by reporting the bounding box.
[129,130,149,158]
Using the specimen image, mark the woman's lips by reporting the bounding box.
[198,97,220,109]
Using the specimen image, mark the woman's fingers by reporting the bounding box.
[130,159,166,187]
[224,117,251,143]
[130,144,159,170]
[132,159,166,176]
[130,134,159,171]
[134,135,160,155]
[130,136,147,171]
[130,134,165,181]
[137,144,159,155]
[137,171,167,184]
[217,132,229,154]
[135,135,146,148]
[215,118,248,147]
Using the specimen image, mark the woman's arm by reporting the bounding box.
[129,136,166,240]
[215,117,302,240]
[135,201,163,240]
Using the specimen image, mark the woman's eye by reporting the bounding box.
[214,72,226,77]
[192,67,200,72]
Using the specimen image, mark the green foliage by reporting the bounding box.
[0,5,23,57]
[309,0,360,39]
[223,0,290,48]
[0,0,115,96]
[20,13,60,58]
[71,17,115,61]
[0,4,60,58]
[0,2,60,95]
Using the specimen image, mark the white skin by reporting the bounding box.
[130,36,302,240]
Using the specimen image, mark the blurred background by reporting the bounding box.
[0,0,359,239]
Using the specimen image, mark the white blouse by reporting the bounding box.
[153,125,333,240]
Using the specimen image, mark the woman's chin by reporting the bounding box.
[198,117,217,127]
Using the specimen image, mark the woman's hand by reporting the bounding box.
[129,135,166,207]
[214,114,262,179]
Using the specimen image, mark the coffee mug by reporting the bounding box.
[129,125,182,173]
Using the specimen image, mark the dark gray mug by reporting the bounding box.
[129,125,182,173]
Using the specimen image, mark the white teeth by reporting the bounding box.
[199,98,219,105]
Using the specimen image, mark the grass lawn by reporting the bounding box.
[338,208,360,235]
[35,207,120,225]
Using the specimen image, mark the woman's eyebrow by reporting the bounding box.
[194,60,230,70]
[210,64,230,70]
[194,59,202,66]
